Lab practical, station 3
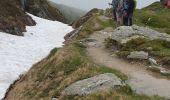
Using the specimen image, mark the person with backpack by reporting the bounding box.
[165,0,170,8]
[123,0,136,26]
[116,0,124,25]
[160,0,166,5]
[109,0,119,20]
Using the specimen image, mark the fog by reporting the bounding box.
[49,0,159,11]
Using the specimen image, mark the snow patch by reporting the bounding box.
[0,13,73,99]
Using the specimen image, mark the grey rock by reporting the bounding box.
[52,98,58,100]
[148,58,159,67]
[127,51,148,60]
[112,25,170,44]
[147,58,170,75]
[160,70,170,76]
[63,73,123,96]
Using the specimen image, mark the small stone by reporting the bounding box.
[127,51,148,60]
[52,98,58,100]
[148,58,159,66]
[147,47,153,51]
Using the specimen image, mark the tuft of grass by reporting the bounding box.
[97,17,116,29]
[104,37,119,48]
[47,48,58,58]
[109,37,170,61]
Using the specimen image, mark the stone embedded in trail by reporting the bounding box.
[127,51,148,60]
[62,73,123,96]
[112,25,170,44]
[148,58,159,67]
[52,98,58,100]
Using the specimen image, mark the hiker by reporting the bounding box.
[160,0,166,5]
[20,0,27,11]
[123,0,136,26]
[160,0,170,8]
[109,0,119,20]
[165,0,170,8]
[116,0,124,25]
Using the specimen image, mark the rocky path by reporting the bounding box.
[86,28,170,99]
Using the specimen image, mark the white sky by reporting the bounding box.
[50,0,159,11]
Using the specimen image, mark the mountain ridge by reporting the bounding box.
[0,0,67,35]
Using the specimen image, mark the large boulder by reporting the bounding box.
[62,73,123,96]
[127,51,149,60]
[112,25,170,44]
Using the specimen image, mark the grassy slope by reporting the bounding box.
[134,2,170,34]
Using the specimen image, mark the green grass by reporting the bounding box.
[116,38,170,58]
[97,17,116,29]
[134,2,170,34]
[47,48,58,58]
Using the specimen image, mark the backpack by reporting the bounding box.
[123,0,136,13]
[123,0,129,11]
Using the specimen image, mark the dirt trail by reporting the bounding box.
[86,28,170,99]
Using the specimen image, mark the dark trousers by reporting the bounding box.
[113,9,117,20]
[123,12,133,26]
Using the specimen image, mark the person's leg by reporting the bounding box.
[113,9,117,20]
[123,16,128,26]
[128,13,133,26]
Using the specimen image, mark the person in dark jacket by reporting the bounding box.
[109,0,119,20]
[123,0,136,26]
[160,0,165,5]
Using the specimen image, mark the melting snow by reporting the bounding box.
[0,13,73,99]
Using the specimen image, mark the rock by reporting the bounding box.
[147,47,153,51]
[62,73,123,96]
[148,58,159,67]
[0,0,36,35]
[112,25,170,44]
[127,51,148,60]
[147,58,170,75]
[148,66,164,73]
[52,98,58,100]
[84,38,97,42]
[160,70,170,76]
